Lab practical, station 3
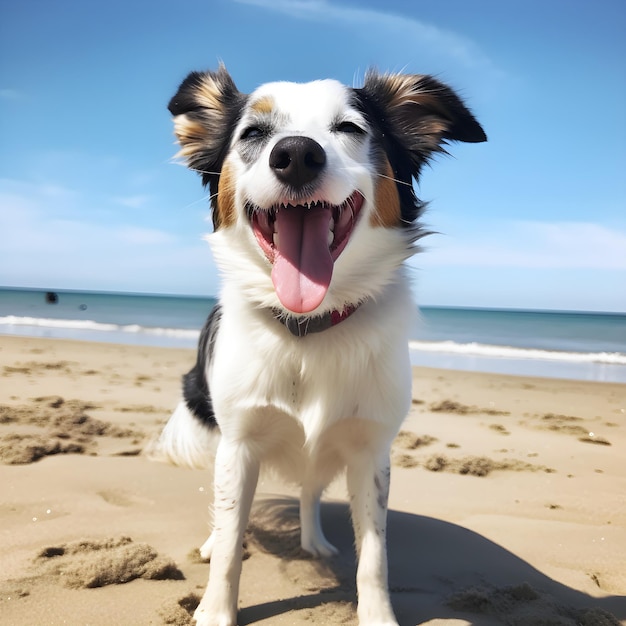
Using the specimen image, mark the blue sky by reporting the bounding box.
[1,0,625,312]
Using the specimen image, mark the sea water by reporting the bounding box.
[1,288,625,383]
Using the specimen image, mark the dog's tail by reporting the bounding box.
[145,401,220,470]
[146,304,222,469]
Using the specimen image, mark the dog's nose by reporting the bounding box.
[269,136,326,188]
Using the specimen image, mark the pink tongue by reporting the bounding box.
[271,205,333,314]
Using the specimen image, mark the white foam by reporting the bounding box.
[2,316,624,367]
[409,340,626,365]
[0,316,200,340]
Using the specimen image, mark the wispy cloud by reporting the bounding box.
[112,194,152,209]
[234,0,500,75]
[420,221,626,270]
[0,180,170,254]
[0,178,218,293]
[115,226,174,245]
[0,88,23,101]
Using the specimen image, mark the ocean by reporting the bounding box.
[1,287,625,383]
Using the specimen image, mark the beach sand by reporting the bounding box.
[0,335,624,625]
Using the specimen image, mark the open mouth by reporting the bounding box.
[249,191,364,314]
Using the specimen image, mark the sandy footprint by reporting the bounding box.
[159,592,200,625]
[447,582,621,626]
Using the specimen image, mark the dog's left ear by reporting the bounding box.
[356,71,486,170]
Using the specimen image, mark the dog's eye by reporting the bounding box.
[240,126,265,140]
[335,121,365,135]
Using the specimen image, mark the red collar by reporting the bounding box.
[273,303,361,337]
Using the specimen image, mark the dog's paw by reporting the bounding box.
[199,533,214,560]
[193,604,236,626]
[301,534,339,558]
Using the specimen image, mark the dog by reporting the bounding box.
[153,65,486,626]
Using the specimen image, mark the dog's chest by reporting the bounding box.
[213,330,361,419]
[209,311,412,447]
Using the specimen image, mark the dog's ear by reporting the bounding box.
[168,65,246,225]
[358,72,486,154]
[355,71,486,224]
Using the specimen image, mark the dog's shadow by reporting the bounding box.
[239,497,625,626]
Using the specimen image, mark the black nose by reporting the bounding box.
[269,136,326,188]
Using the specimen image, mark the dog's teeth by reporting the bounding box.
[336,204,353,230]
[273,232,280,248]
[327,230,334,247]
[256,210,270,231]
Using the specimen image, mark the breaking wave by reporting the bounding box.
[409,340,626,365]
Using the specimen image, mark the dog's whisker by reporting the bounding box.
[189,167,223,177]
[180,193,214,210]
[376,172,413,187]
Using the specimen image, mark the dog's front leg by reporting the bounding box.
[347,451,398,626]
[194,437,260,626]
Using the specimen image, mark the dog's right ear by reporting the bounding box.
[168,65,247,213]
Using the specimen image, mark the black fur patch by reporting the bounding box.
[182,305,222,429]
[353,71,486,226]
[168,66,247,229]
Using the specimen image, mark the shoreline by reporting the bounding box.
[1,335,624,625]
[2,328,625,383]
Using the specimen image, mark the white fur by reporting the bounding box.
[146,401,219,470]
[235,80,371,210]
[158,77,418,626]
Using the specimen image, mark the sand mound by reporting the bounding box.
[0,433,86,464]
[392,450,555,476]
[0,396,144,464]
[35,536,184,588]
[424,454,554,476]
[429,399,510,416]
[394,430,438,449]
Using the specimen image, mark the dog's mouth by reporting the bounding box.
[249,191,364,314]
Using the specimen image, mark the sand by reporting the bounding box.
[0,335,624,625]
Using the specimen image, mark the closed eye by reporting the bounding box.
[334,120,365,135]
[240,126,266,140]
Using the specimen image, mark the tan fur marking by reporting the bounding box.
[174,116,207,147]
[250,95,275,114]
[371,160,401,228]
[381,73,452,144]
[171,116,209,167]
[195,76,224,111]
[385,73,437,108]
[216,159,237,228]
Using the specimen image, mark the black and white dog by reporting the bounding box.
[153,66,485,626]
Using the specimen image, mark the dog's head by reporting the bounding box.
[169,65,485,316]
